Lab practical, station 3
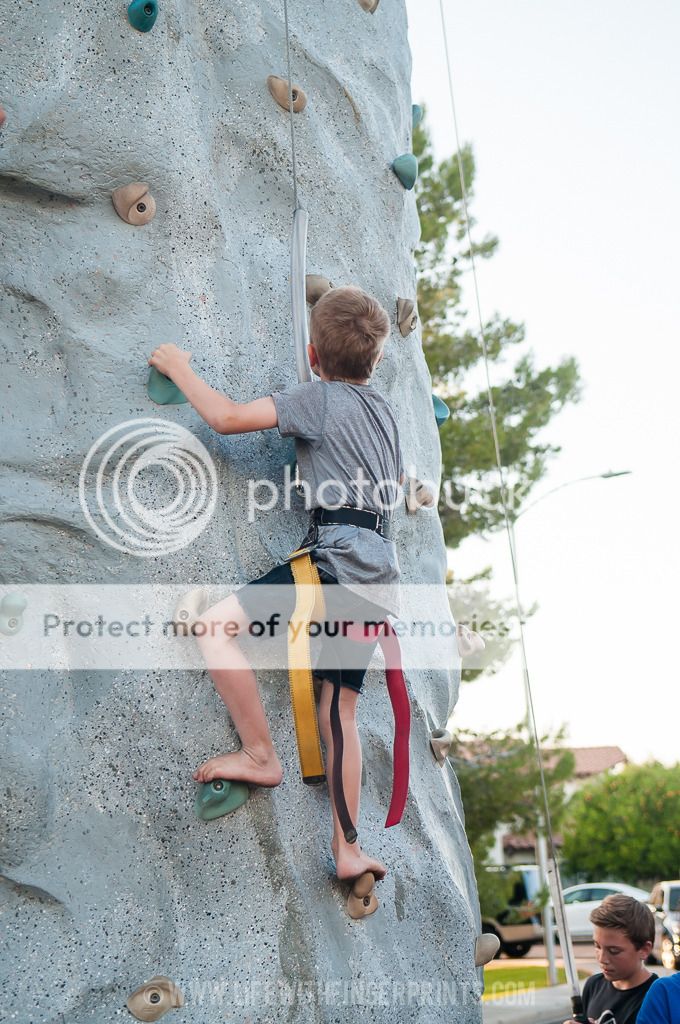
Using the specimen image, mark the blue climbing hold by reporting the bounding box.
[147,367,188,406]
[432,394,450,428]
[391,153,418,191]
[412,104,424,130]
[195,779,250,821]
[128,0,158,32]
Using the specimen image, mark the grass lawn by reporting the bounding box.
[482,966,591,1001]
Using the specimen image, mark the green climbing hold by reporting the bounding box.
[195,779,250,821]
[391,153,418,191]
[412,104,424,130]
[432,394,450,428]
[128,0,158,33]
[147,367,188,406]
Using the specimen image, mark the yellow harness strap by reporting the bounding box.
[287,551,326,785]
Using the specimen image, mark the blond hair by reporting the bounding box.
[309,286,390,380]
[590,894,655,948]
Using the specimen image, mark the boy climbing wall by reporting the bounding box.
[148,286,404,901]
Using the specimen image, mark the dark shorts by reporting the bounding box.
[234,557,387,694]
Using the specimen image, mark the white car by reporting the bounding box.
[560,882,651,941]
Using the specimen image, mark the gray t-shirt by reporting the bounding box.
[272,380,403,614]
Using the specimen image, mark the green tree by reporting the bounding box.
[414,113,582,549]
[562,763,680,886]
[451,727,574,917]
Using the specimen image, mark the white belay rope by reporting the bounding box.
[436,0,572,956]
[283,0,300,211]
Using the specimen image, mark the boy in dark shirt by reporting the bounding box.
[564,894,657,1024]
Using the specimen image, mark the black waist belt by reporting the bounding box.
[313,505,386,537]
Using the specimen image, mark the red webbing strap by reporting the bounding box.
[347,620,411,829]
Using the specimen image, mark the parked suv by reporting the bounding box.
[481,864,543,958]
[648,880,680,970]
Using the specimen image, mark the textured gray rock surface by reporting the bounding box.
[0,1,482,1021]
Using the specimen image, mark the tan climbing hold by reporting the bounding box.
[306,274,334,306]
[172,586,211,636]
[475,933,501,966]
[358,0,380,12]
[405,478,436,513]
[430,728,453,765]
[0,107,6,129]
[347,871,379,920]
[397,298,418,337]
[112,182,156,226]
[456,623,486,658]
[267,75,307,113]
[127,976,184,1022]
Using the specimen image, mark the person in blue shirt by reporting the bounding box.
[637,973,680,1024]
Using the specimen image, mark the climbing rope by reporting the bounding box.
[282,0,300,210]
[436,0,561,875]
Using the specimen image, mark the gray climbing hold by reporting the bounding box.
[147,367,188,406]
[306,275,334,306]
[172,586,211,636]
[127,976,184,1022]
[412,104,424,130]
[0,593,27,637]
[475,933,501,966]
[397,297,417,337]
[391,153,418,190]
[267,75,307,113]
[430,728,452,766]
[358,0,380,11]
[112,182,156,226]
[456,623,485,658]
[405,478,435,514]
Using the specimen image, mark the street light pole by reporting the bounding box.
[508,469,631,987]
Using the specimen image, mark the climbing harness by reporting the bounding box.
[287,550,327,785]
[437,2,586,1012]
[284,546,411,844]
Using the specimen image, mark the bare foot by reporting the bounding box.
[332,837,387,882]
[192,748,283,786]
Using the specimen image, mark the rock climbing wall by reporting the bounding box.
[0,1,482,1021]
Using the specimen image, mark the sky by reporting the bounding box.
[405,0,680,765]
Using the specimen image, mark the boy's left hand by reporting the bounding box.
[148,343,192,380]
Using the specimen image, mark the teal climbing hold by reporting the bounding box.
[432,394,450,428]
[128,0,158,32]
[391,153,418,191]
[195,779,250,821]
[412,104,424,130]
[147,367,188,406]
